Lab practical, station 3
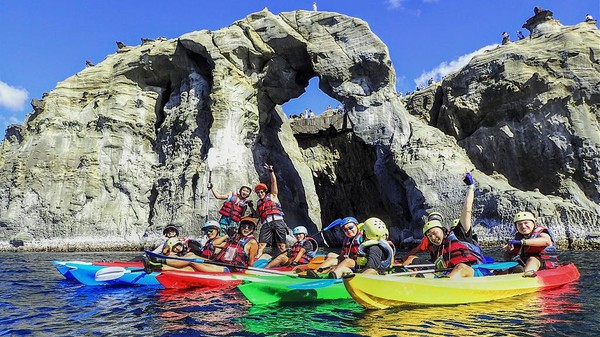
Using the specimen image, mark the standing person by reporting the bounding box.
[255,163,289,258]
[502,31,510,44]
[421,173,485,278]
[517,30,525,40]
[503,211,557,276]
[312,1,317,11]
[302,216,363,278]
[209,183,254,236]
[334,218,395,277]
[585,14,594,22]
[266,226,317,268]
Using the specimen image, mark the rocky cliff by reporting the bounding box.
[0,9,599,251]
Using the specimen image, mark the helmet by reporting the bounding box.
[362,217,388,240]
[165,237,182,250]
[340,217,358,227]
[254,183,268,192]
[450,218,460,229]
[239,216,258,228]
[202,220,219,231]
[513,211,536,223]
[163,225,179,236]
[423,219,444,235]
[427,211,444,223]
[292,226,308,235]
[240,184,252,193]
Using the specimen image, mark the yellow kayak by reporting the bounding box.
[343,263,579,309]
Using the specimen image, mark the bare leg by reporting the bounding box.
[448,263,475,278]
[256,242,267,259]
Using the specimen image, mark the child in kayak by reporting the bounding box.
[301,216,363,278]
[265,226,317,268]
[421,172,486,278]
[151,225,186,255]
[503,211,557,276]
[332,217,395,277]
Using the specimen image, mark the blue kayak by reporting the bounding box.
[57,261,162,287]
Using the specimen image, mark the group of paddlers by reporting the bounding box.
[145,168,559,280]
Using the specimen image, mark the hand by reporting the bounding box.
[207,182,213,190]
[508,239,522,246]
[463,172,474,186]
[263,163,274,172]
[246,200,254,208]
[226,227,237,237]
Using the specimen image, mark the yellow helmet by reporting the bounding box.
[427,211,444,223]
[362,217,388,240]
[451,219,460,229]
[423,219,444,235]
[513,211,536,223]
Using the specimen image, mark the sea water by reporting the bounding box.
[0,250,598,336]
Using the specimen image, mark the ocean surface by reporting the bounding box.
[0,249,598,337]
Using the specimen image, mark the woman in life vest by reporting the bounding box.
[209,183,254,236]
[255,163,289,258]
[266,226,317,268]
[195,221,225,259]
[213,217,259,271]
[334,217,395,277]
[422,172,485,278]
[503,211,557,276]
[302,216,364,278]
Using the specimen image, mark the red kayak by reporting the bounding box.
[156,270,244,289]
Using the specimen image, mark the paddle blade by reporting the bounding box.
[207,148,218,170]
[307,255,326,269]
[473,261,518,270]
[323,219,342,232]
[95,267,128,281]
[288,278,342,290]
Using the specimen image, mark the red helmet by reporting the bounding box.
[254,183,268,192]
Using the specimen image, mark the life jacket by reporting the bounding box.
[429,232,484,268]
[257,194,284,222]
[340,232,364,261]
[161,237,189,256]
[218,193,248,223]
[214,234,256,267]
[356,239,395,271]
[288,237,318,264]
[509,226,559,269]
[198,238,217,259]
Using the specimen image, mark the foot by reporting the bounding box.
[523,270,537,278]
[327,271,337,279]
[298,269,320,279]
[142,256,162,274]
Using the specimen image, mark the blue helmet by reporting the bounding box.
[340,217,358,227]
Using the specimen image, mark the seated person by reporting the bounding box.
[266,226,317,268]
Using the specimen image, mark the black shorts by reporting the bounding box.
[258,219,288,245]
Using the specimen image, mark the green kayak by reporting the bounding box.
[235,274,350,305]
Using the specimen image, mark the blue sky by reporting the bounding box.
[1,0,598,134]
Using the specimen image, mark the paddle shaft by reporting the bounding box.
[145,251,297,277]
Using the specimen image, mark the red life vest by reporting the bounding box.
[429,232,484,268]
[509,226,558,269]
[199,238,217,259]
[257,194,284,222]
[340,232,364,261]
[218,193,247,223]
[214,234,256,267]
[288,237,317,264]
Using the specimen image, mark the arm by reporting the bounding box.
[212,234,230,246]
[246,240,258,266]
[208,183,230,200]
[264,163,278,196]
[460,173,475,234]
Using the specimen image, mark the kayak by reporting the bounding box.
[61,262,162,287]
[156,270,244,289]
[343,263,580,309]
[236,274,350,305]
[53,260,143,280]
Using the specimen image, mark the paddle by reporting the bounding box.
[205,148,217,223]
[145,250,298,278]
[314,218,342,247]
[95,267,147,282]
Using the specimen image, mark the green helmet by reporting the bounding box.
[362,217,388,240]
[427,211,444,223]
[513,211,536,223]
[423,219,444,235]
[450,219,460,229]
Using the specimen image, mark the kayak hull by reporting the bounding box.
[343,263,580,309]
[236,275,350,305]
[53,260,143,280]
[62,262,162,287]
[156,270,243,289]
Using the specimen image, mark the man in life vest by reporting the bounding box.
[255,163,289,258]
[503,211,557,276]
[399,211,443,265]
[301,216,363,278]
[422,172,485,278]
[266,226,317,268]
[335,217,395,277]
[193,220,225,259]
[209,183,254,236]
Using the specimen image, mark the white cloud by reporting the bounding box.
[0,81,29,111]
[414,44,498,89]
[387,0,406,9]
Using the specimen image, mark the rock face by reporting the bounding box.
[0,9,599,251]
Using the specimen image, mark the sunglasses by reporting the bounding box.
[342,225,356,232]
[240,224,255,230]
[256,190,266,194]
[202,228,217,233]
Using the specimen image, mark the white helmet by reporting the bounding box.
[292,226,308,235]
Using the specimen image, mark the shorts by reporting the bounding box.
[258,219,288,245]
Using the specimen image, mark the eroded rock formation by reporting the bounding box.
[0,8,599,251]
